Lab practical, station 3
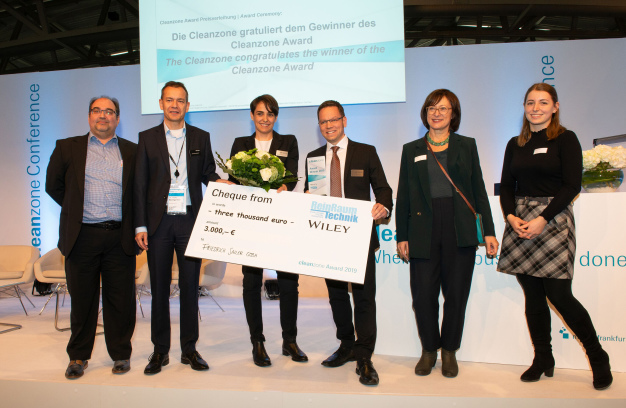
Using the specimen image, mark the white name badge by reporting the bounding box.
[534,148,548,154]
[307,156,327,195]
[276,150,288,157]
[186,184,374,284]
[167,184,187,214]
[415,155,427,162]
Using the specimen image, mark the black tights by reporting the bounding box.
[516,274,601,355]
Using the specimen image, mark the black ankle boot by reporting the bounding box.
[572,318,613,391]
[588,349,612,390]
[520,352,555,382]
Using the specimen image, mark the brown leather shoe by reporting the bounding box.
[441,349,459,378]
[65,360,88,379]
[415,350,437,376]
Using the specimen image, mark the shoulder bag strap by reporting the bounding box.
[426,140,477,217]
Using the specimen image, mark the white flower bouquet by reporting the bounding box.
[216,148,298,192]
[582,145,626,171]
[581,144,625,192]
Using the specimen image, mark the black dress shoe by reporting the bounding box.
[415,350,437,376]
[356,358,379,386]
[112,359,130,374]
[321,345,355,367]
[144,352,169,375]
[65,360,88,379]
[282,341,308,362]
[182,351,209,371]
[252,341,271,367]
[441,349,459,378]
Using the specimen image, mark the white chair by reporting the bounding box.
[33,248,69,331]
[135,251,150,317]
[0,245,39,333]
[35,248,110,335]
[199,259,226,312]
[145,252,227,318]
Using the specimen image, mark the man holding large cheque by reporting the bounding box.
[305,100,393,386]
[185,99,392,385]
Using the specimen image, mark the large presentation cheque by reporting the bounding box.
[185,184,374,283]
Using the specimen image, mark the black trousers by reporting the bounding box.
[516,274,601,355]
[325,250,376,360]
[65,224,136,361]
[242,266,299,343]
[409,197,476,352]
[147,211,201,355]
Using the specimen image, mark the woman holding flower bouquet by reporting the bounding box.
[497,83,612,390]
[228,94,307,367]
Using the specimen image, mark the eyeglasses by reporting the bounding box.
[318,116,344,126]
[427,106,451,115]
[90,108,117,117]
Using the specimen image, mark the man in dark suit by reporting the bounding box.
[46,96,137,379]
[135,81,229,374]
[304,100,393,386]
[229,94,306,367]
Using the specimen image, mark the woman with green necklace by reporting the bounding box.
[396,89,499,378]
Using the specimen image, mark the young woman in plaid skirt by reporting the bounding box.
[497,83,612,390]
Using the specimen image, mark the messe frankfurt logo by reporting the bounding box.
[558,327,625,344]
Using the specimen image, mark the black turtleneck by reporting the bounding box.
[499,128,582,221]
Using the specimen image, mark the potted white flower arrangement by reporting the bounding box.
[216,148,298,192]
[581,145,626,193]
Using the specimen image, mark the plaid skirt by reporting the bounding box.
[497,197,575,279]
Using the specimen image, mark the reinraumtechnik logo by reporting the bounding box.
[310,201,358,222]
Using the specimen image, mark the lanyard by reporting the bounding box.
[168,136,186,180]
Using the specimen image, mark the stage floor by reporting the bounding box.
[0,289,624,407]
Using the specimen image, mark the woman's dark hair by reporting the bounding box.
[420,89,461,133]
[250,94,279,116]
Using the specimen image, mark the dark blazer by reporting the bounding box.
[46,134,137,256]
[396,133,495,259]
[229,131,299,191]
[304,138,393,251]
[134,122,220,236]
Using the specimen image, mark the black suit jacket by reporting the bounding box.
[46,134,137,256]
[395,133,496,259]
[229,131,299,191]
[134,122,220,236]
[304,138,393,251]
